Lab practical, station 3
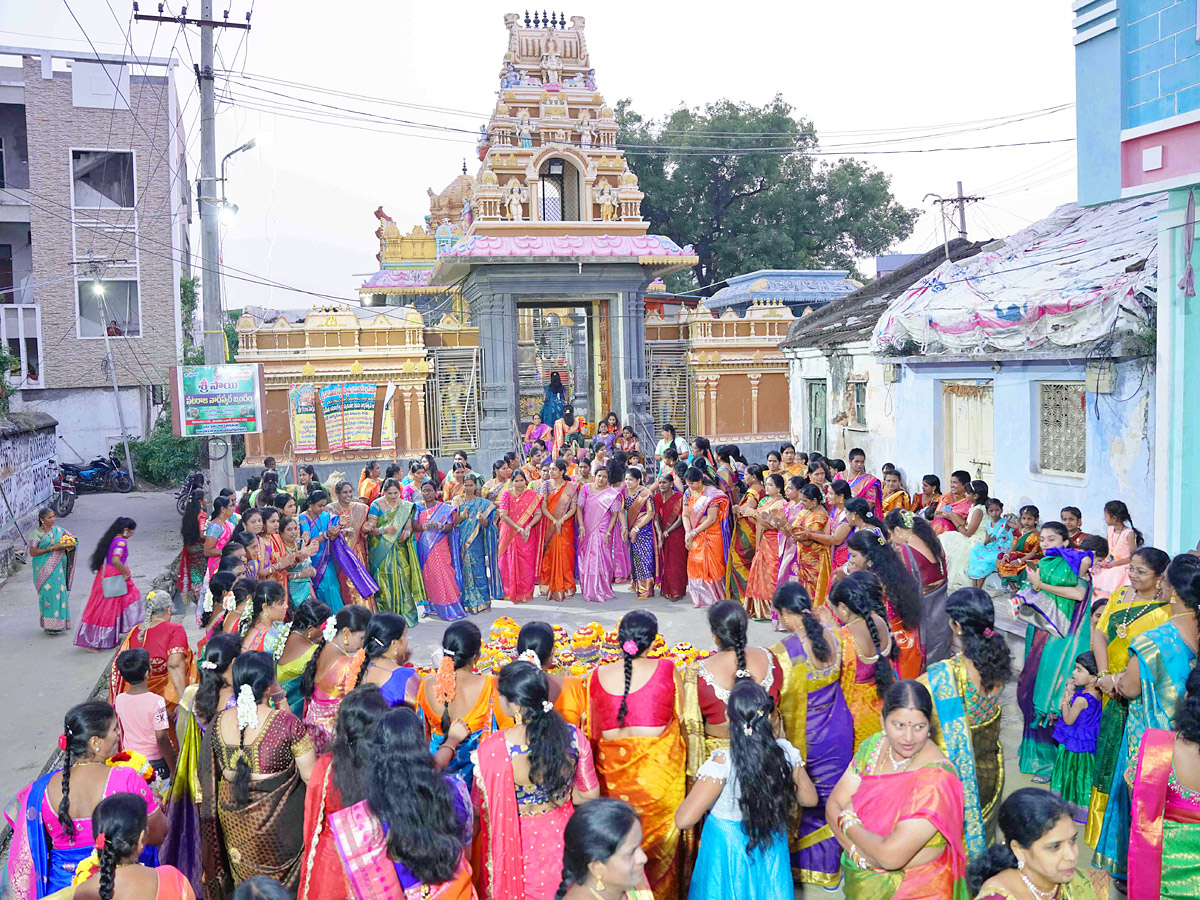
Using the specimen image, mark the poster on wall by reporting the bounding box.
[172,364,264,436]
[381,382,396,453]
[319,382,377,452]
[289,385,318,453]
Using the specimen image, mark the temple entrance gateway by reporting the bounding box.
[516,302,610,427]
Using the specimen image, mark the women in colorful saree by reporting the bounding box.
[75,517,143,650]
[29,508,75,635]
[881,471,910,517]
[827,682,968,900]
[997,506,1042,586]
[358,461,383,506]
[683,470,729,610]
[329,481,378,611]
[523,412,553,456]
[770,583,854,888]
[415,480,467,622]
[177,490,209,611]
[1094,553,1200,882]
[846,449,884,520]
[539,461,577,602]
[744,473,787,621]
[473,660,601,900]
[727,466,763,611]
[300,605,371,755]
[919,588,1011,857]
[930,470,972,536]
[275,599,329,716]
[204,497,236,581]
[367,479,426,627]
[1129,723,1200,900]
[497,470,543,604]
[199,652,316,899]
[576,465,620,603]
[552,405,585,459]
[611,480,633,587]
[1086,547,1171,845]
[792,483,832,607]
[831,572,895,752]
[587,611,685,900]
[300,491,343,612]
[452,477,502,615]
[418,621,498,786]
[653,473,688,602]
[621,468,656,599]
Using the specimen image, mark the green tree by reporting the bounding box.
[617,95,919,287]
[180,273,204,365]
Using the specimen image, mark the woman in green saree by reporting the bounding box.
[366,478,426,626]
[452,475,502,614]
[1094,553,1200,887]
[1014,522,1093,783]
[29,507,76,635]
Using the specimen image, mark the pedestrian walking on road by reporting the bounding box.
[75,517,143,651]
[29,507,76,635]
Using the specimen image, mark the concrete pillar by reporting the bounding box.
[617,286,655,449]
[472,284,520,455]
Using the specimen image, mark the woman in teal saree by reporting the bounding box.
[1094,553,1200,884]
[29,508,76,635]
[367,478,427,626]
[452,476,503,615]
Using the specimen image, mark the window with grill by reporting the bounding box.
[1038,382,1086,474]
[538,158,579,221]
[72,150,135,208]
[850,381,867,427]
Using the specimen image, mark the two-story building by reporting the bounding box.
[0,46,188,462]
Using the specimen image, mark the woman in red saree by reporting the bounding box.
[540,461,578,602]
[654,473,688,602]
[498,470,543,604]
[827,680,968,899]
[683,468,728,610]
[299,685,390,900]
[744,473,787,621]
[792,483,832,608]
[473,661,600,900]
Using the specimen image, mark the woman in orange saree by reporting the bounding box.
[498,470,543,604]
[539,461,578,602]
[827,680,968,900]
[882,471,910,516]
[831,572,896,752]
[726,465,762,610]
[744,473,787,621]
[844,529,924,680]
[792,483,832,608]
[587,611,685,900]
[684,469,729,610]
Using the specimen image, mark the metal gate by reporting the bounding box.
[646,341,692,437]
[426,347,481,454]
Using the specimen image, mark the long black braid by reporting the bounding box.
[57,701,116,840]
[616,610,657,726]
[708,600,752,679]
[831,571,895,697]
[771,582,833,664]
[90,793,145,900]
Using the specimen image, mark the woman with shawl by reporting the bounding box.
[498,469,543,604]
[539,460,577,602]
[328,481,378,611]
[366,477,426,626]
[575,464,620,603]
[453,475,503,614]
[299,490,344,612]
[653,472,687,602]
[415,480,466,622]
[683,467,728,610]
[29,507,76,635]
[523,412,553,457]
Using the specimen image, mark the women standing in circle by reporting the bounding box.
[30,507,76,635]
[803,481,853,592]
[830,571,896,751]
[588,610,686,900]
[743,473,787,622]
[498,469,543,604]
[728,465,764,608]
[622,468,657,600]
[280,515,316,607]
[366,477,425,626]
[770,582,853,887]
[199,651,316,896]
[71,793,194,900]
[418,620,499,785]
[677,681,816,900]
[576,463,620,603]
[919,588,1012,856]
[968,788,1092,900]
[1085,546,1171,845]
[453,474,503,614]
[259,508,292,593]
[75,517,142,650]
[299,604,371,755]
[518,620,587,726]
[683,467,728,609]
[937,479,988,591]
[474,660,601,900]
[415,479,467,621]
[4,701,166,900]
[844,529,923,680]
[653,471,688,603]
[1094,553,1200,884]
[298,685,389,900]
[885,507,951,666]
[793,482,832,607]
[109,590,195,724]
[539,460,578,603]
[554,799,654,900]
[274,598,329,715]
[178,490,209,611]
[827,680,968,898]
[357,612,420,707]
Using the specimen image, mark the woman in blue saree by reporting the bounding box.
[300,490,343,612]
[414,480,466,622]
[1094,553,1200,884]
[366,478,427,626]
[452,476,502,615]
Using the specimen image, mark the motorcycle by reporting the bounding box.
[61,451,134,494]
[176,471,205,515]
[51,463,77,517]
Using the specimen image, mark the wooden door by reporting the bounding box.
[807,379,827,455]
[942,381,994,481]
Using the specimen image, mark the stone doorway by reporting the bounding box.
[517,300,609,430]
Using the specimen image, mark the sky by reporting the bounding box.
[2,1,1079,309]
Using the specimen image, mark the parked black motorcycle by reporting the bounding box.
[51,462,77,517]
[61,451,133,494]
[176,471,205,514]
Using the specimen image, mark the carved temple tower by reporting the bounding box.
[431,12,696,454]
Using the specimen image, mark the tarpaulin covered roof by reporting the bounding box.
[871,194,1165,354]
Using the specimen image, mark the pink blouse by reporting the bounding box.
[41,766,158,849]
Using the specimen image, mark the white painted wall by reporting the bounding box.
[13,386,149,463]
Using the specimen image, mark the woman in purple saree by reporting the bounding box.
[575,465,620,603]
[414,481,466,622]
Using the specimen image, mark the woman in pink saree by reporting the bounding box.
[931,470,973,536]
[415,480,467,621]
[575,465,620,603]
[498,470,543,604]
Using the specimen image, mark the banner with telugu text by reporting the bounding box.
[289,384,318,454]
[319,382,377,452]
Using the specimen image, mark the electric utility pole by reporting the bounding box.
[925,181,984,261]
[134,1,250,493]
